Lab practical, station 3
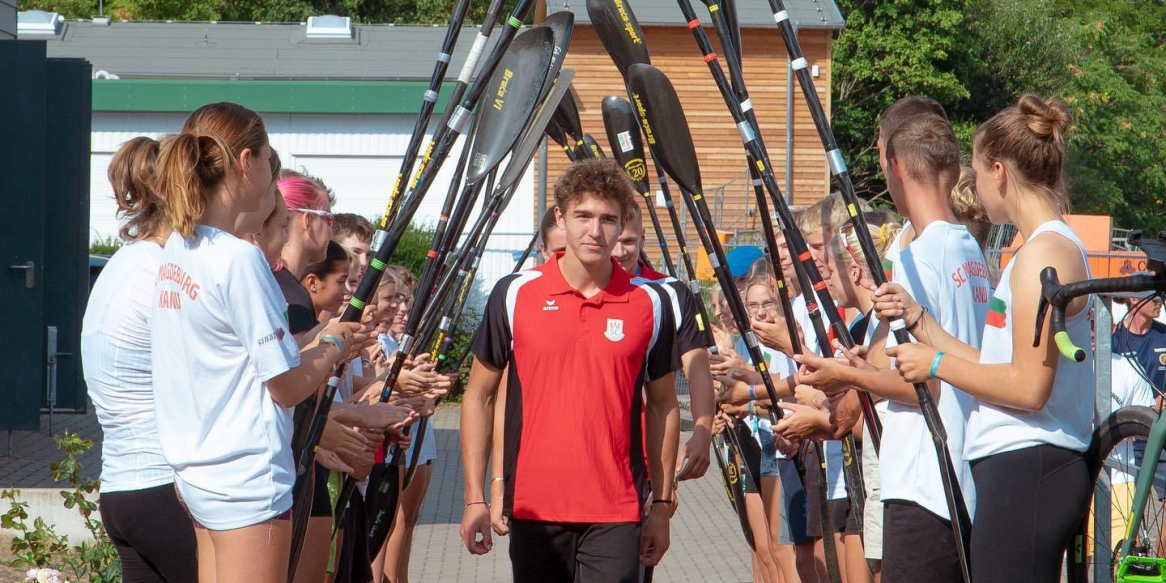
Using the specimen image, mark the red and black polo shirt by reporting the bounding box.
[472,252,679,523]
[634,261,714,356]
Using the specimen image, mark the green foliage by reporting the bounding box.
[89,235,122,256]
[383,222,435,279]
[2,432,122,583]
[831,0,1166,233]
[21,0,500,24]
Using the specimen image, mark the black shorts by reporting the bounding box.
[101,483,198,583]
[881,500,963,582]
[807,496,860,537]
[509,519,642,583]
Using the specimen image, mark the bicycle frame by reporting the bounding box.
[1119,410,1166,561]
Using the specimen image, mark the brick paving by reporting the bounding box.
[1,406,755,582]
[410,407,754,582]
[0,412,103,489]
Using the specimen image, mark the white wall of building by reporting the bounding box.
[90,111,537,307]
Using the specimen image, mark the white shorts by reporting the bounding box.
[402,416,437,466]
[863,415,885,560]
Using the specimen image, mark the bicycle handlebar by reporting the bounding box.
[1034,234,1166,362]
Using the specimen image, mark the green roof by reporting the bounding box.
[93,78,457,114]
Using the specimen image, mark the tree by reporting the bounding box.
[830,0,975,200]
[830,0,1166,233]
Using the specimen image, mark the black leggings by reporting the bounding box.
[970,444,1090,583]
[100,483,197,583]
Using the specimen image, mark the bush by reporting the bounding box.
[2,432,121,583]
[88,236,121,257]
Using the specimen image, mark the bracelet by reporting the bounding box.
[906,306,928,331]
[464,501,487,509]
[651,499,673,505]
[321,334,344,353]
[930,351,946,379]
[748,385,759,401]
[491,477,505,483]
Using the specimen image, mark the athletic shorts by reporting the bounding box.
[400,417,437,466]
[862,417,884,560]
[778,458,812,545]
[758,425,781,478]
[881,500,963,582]
[509,519,642,583]
[101,483,198,583]
[803,446,858,537]
[174,485,290,529]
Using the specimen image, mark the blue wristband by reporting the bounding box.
[749,385,759,401]
[321,334,344,353]
[930,351,945,379]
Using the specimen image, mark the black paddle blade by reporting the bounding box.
[559,86,586,141]
[602,95,650,192]
[466,26,555,183]
[365,460,403,556]
[535,11,574,100]
[496,68,577,195]
[545,116,573,151]
[626,63,702,194]
[581,133,606,159]
[587,0,651,76]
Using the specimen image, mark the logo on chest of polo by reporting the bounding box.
[605,318,625,342]
[543,299,559,312]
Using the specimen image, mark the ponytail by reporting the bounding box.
[109,136,167,241]
[154,102,269,239]
[973,94,1074,213]
[154,132,235,239]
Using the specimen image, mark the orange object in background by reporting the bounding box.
[696,233,734,281]
[998,214,1147,278]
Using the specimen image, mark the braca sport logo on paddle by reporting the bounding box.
[604,318,625,341]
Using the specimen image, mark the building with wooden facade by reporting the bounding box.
[542,0,844,266]
[19,0,843,299]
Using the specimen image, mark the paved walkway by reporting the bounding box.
[1,406,755,582]
[411,407,754,582]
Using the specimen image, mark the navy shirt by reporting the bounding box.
[1113,320,1166,394]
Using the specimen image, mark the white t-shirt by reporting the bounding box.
[737,340,795,460]
[880,220,990,521]
[151,226,302,530]
[965,221,1095,459]
[81,241,174,493]
[790,294,847,499]
[1108,354,1156,484]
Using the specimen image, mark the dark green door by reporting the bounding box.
[42,58,92,413]
[0,41,49,430]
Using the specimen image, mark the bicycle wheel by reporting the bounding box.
[1067,406,1166,582]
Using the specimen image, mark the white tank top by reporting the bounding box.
[964,221,1095,459]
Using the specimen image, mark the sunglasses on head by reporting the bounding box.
[292,208,334,226]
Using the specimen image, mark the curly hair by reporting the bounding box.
[553,158,637,224]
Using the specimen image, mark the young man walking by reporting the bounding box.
[460,159,681,583]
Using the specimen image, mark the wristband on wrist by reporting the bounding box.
[748,385,759,401]
[651,499,673,505]
[321,334,344,353]
[907,306,928,331]
[464,500,487,509]
[930,351,946,379]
